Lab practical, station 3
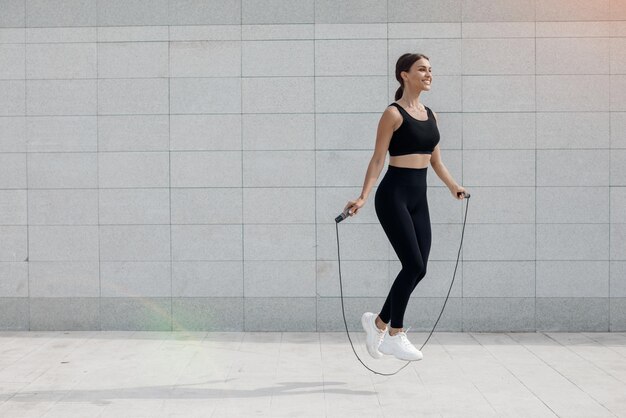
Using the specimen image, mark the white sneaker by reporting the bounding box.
[361,312,386,359]
[378,327,423,361]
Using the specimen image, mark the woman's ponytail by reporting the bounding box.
[394,85,404,101]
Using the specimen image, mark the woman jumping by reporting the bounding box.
[344,53,467,361]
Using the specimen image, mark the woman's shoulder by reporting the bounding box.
[384,103,404,120]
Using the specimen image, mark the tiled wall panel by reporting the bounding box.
[0,0,621,331]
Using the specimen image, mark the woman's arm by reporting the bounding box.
[344,107,399,214]
[430,111,466,200]
[429,145,456,188]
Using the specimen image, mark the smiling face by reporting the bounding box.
[401,58,432,92]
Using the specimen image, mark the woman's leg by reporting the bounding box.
[410,191,431,292]
[375,185,425,330]
[379,205,431,328]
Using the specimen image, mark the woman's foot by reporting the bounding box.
[389,327,404,336]
[375,315,387,332]
[361,312,387,359]
[378,326,423,361]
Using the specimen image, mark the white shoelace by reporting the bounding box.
[395,326,415,348]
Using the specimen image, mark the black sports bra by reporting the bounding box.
[387,103,440,156]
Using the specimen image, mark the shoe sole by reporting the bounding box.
[394,353,423,361]
[380,346,423,361]
[379,335,424,361]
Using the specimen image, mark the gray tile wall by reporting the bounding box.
[0,0,624,331]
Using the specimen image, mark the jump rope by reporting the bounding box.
[334,190,470,376]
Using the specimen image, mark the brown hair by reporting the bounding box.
[394,53,430,100]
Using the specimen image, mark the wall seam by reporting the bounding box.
[534,0,538,332]
[96,0,101,331]
[168,22,173,331]
[25,0,30,331]
[460,0,465,332]
[313,0,318,332]
[241,1,245,331]
[607,0,614,332]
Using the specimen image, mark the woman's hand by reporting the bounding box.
[344,197,366,216]
[450,184,467,200]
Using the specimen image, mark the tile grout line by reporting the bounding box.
[466,332,561,417]
[241,1,244,332]
[607,7,613,332]
[8,18,622,30]
[542,331,626,386]
[24,0,30,331]
[96,0,101,331]
[313,1,317,332]
[168,22,172,331]
[2,111,616,118]
[437,337,501,415]
[516,332,622,416]
[460,0,464,331]
[534,4,537,332]
[3,74,623,79]
[460,4,464,323]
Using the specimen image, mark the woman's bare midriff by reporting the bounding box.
[389,154,431,169]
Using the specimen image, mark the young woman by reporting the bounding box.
[344,53,467,361]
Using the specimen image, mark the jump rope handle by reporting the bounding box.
[458,191,471,199]
[335,207,352,223]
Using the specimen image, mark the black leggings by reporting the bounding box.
[375,165,431,329]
